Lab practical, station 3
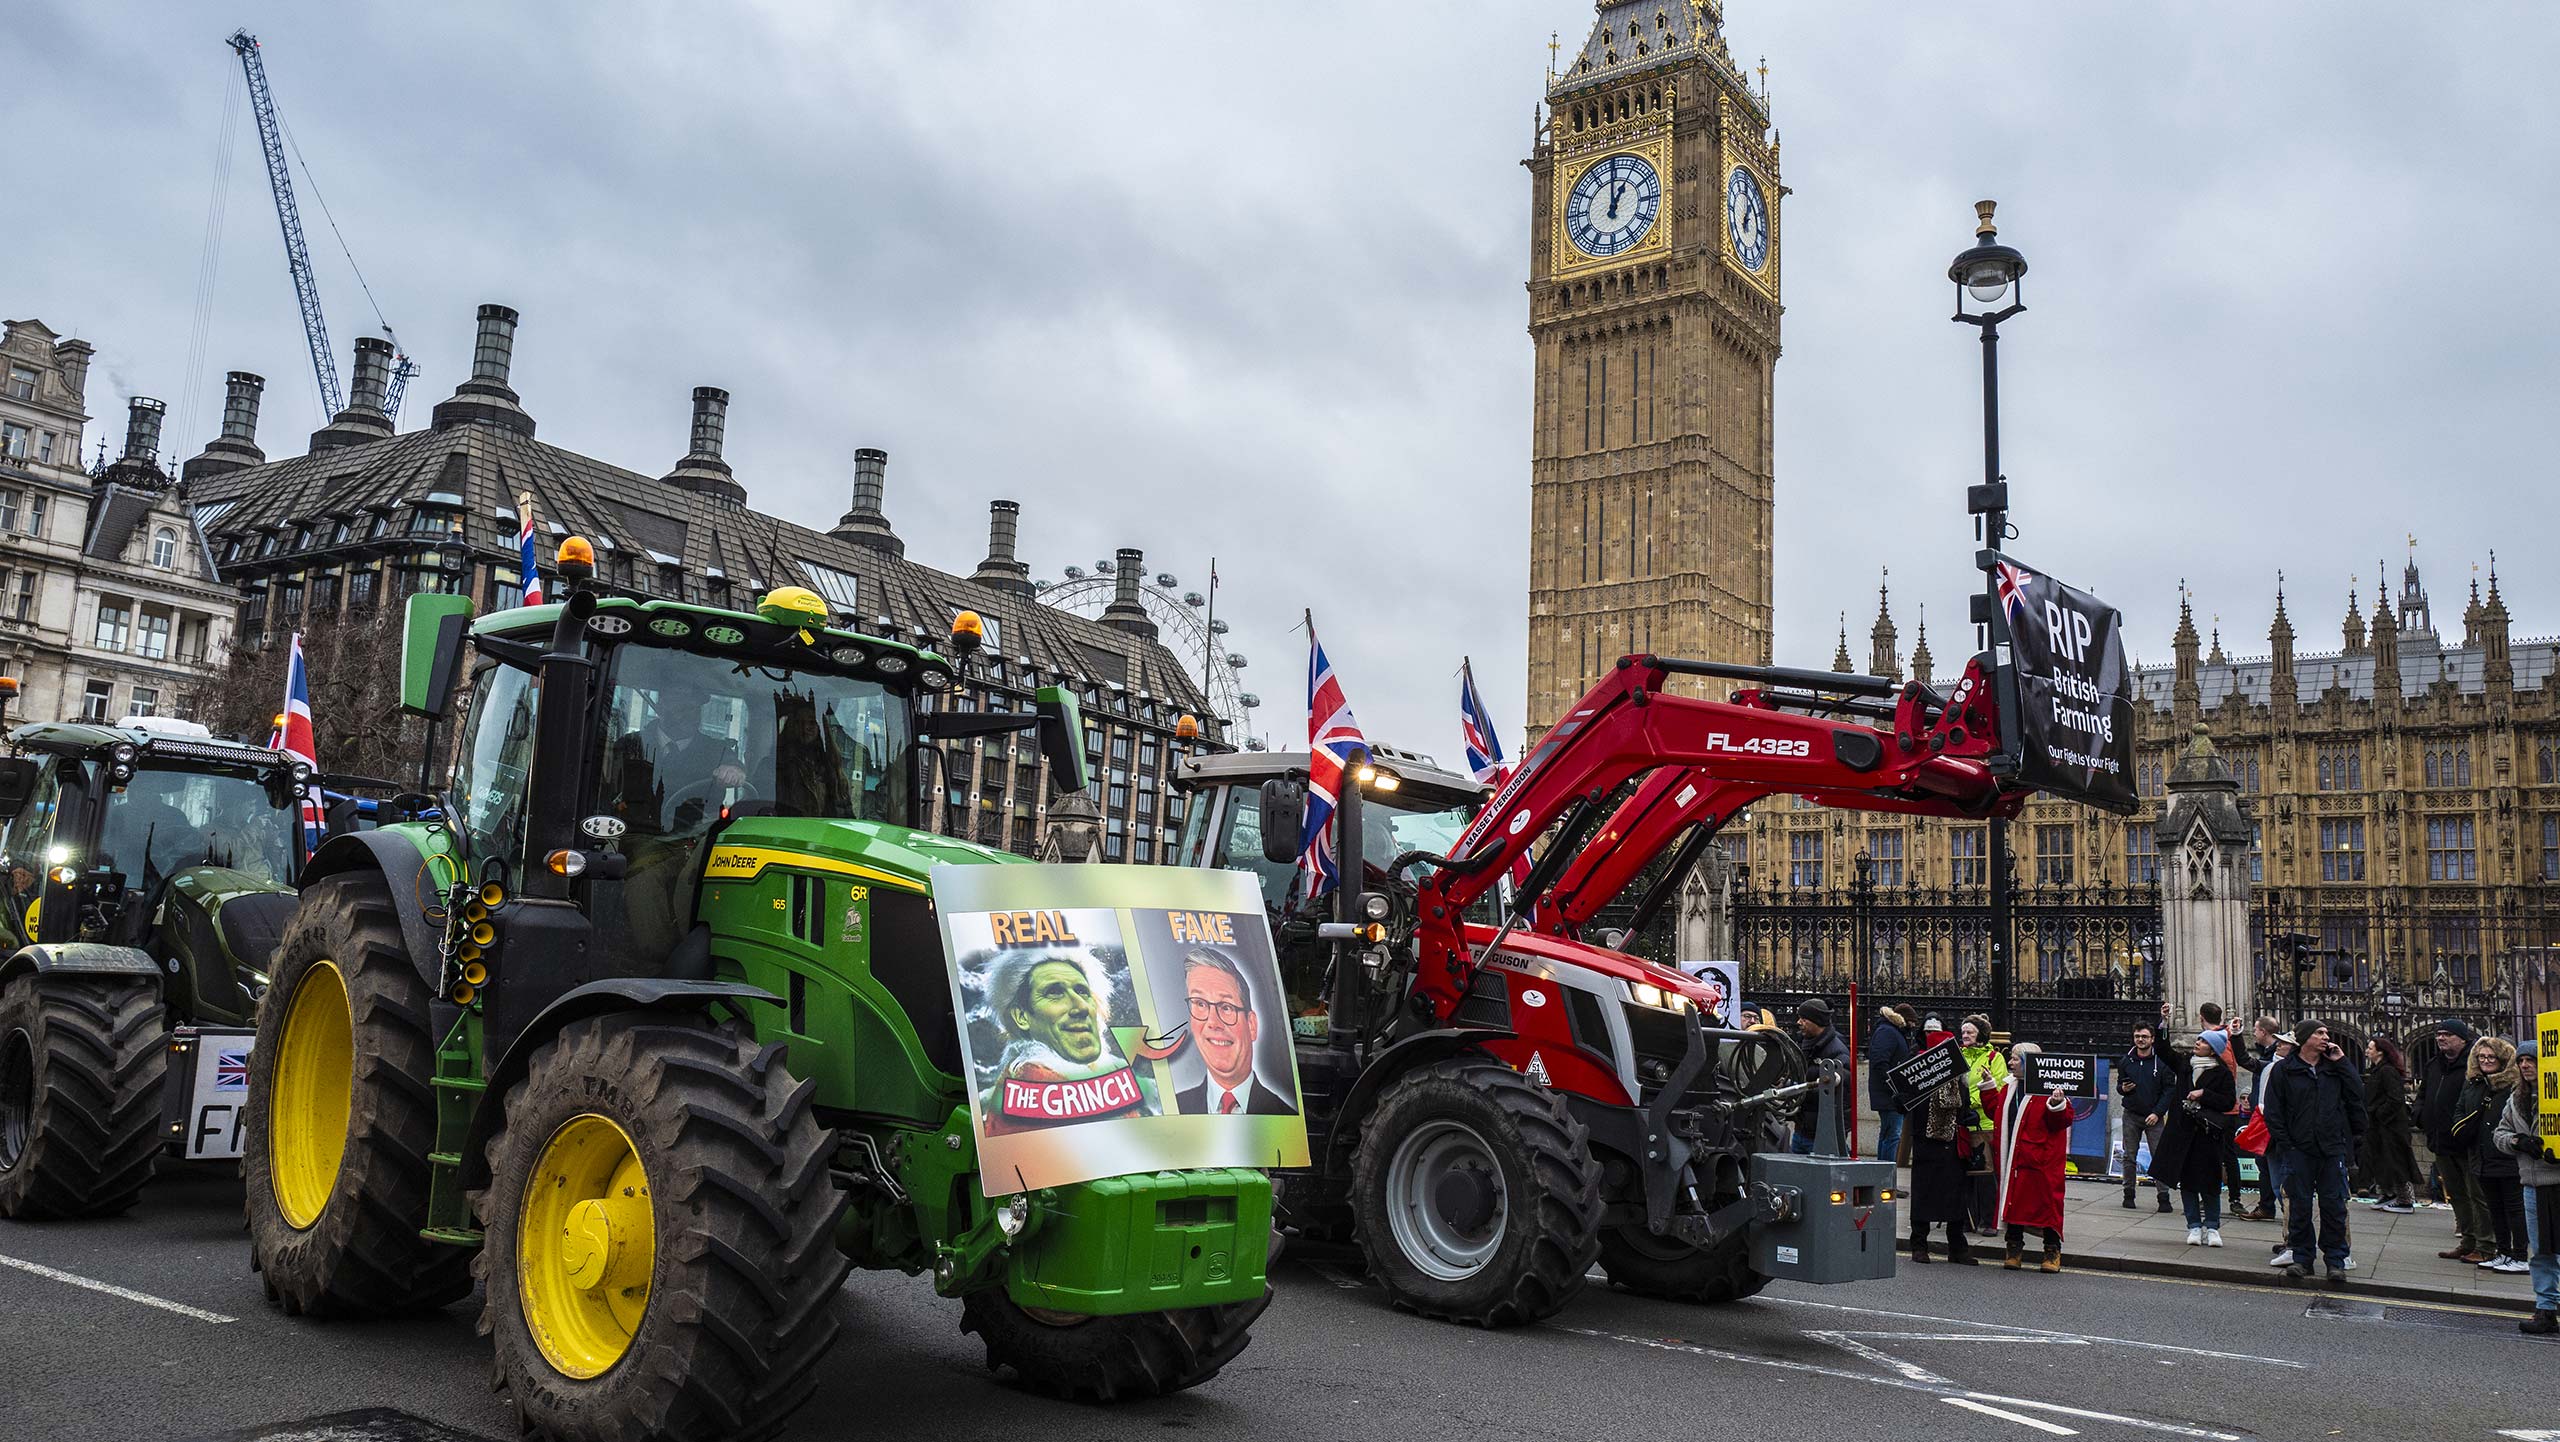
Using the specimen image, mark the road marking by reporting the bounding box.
[1305,1262,1367,1290]
[2496,1432,2560,1440]
[1945,1397,2079,1435]
[1763,1295,2307,1369]
[1562,1326,2242,1440]
[1809,1330,1952,1384]
[0,1252,236,1324]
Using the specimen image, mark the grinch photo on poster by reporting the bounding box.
[951,907,1161,1134]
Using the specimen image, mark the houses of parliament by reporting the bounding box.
[1522,2,2555,996]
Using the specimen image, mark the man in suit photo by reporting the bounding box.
[1174,947,1297,1116]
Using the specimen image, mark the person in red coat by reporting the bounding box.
[1991,1042,2096,1273]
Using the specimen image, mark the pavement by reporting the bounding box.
[6,1163,2560,1442]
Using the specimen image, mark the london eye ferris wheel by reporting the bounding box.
[1034,560,1266,749]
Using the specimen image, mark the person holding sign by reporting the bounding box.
[1990,1042,2096,1273]
[2491,1041,2559,1335]
[1904,1027,1980,1266]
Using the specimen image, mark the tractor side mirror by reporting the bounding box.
[400,592,477,719]
[1257,779,1305,865]
[1032,685,1091,796]
[0,757,33,820]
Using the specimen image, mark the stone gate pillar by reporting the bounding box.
[2156,724,2256,1026]
[1675,842,1737,964]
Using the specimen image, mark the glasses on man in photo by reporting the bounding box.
[1187,996,1249,1024]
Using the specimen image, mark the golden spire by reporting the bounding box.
[1547,30,1559,84]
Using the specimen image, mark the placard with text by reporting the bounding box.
[1993,553,2138,814]
[933,863,1309,1196]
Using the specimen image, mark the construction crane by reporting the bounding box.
[225,30,417,422]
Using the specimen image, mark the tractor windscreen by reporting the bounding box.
[597,643,913,841]
[1211,788,1474,914]
[93,767,297,891]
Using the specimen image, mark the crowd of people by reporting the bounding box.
[1848,1000,2559,1337]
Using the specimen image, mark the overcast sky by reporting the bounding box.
[12,2,2557,760]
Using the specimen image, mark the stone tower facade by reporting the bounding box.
[1525,0,1780,738]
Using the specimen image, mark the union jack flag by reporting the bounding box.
[1298,614,1369,899]
[1458,657,1507,787]
[517,493,545,606]
[1995,559,2034,631]
[268,635,324,851]
[215,1051,251,1090]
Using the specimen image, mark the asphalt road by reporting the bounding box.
[3,1164,2551,1442]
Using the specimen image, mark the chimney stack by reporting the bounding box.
[122,397,166,463]
[432,302,536,436]
[663,385,743,503]
[970,500,1036,597]
[183,371,269,482]
[311,336,398,451]
[830,446,902,555]
[1101,546,1157,639]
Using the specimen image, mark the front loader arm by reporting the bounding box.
[1411,653,2022,1014]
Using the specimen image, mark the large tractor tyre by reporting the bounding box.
[0,972,167,1219]
[1350,1057,1603,1327]
[1597,1225,1769,1304]
[242,871,471,1316]
[961,1288,1271,1402]
[476,1012,850,1442]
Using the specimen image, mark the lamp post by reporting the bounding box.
[1951,199,2029,1037]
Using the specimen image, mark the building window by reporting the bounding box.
[2249,822,2263,883]
[79,680,112,722]
[0,423,26,459]
[349,568,378,609]
[151,528,177,568]
[2319,818,2366,882]
[35,432,53,464]
[177,616,208,664]
[1787,832,1823,889]
[2126,826,2159,885]
[2223,750,2262,792]
[22,494,42,538]
[94,601,132,651]
[0,491,17,531]
[1951,827,1985,887]
[2317,744,2362,792]
[2033,824,2074,885]
[2539,740,2557,784]
[8,569,32,622]
[1867,830,1904,887]
[136,611,171,661]
[128,687,158,719]
[2544,816,2559,881]
[2425,817,2477,881]
[5,366,35,402]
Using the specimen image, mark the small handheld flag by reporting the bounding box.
[518,493,545,606]
[1459,657,1507,787]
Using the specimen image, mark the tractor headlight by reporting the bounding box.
[1631,982,1667,1009]
[916,666,952,692]
[996,1193,1032,1238]
[110,743,138,764]
[1359,891,1391,922]
[873,653,909,677]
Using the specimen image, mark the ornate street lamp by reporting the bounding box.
[1952,199,2028,1037]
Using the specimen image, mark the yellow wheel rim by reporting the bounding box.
[269,959,353,1229]
[518,1114,654,1379]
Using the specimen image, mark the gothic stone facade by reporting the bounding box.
[1525,0,1779,740]
[1730,561,2560,999]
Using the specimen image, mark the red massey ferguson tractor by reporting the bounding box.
[1171,653,2037,1325]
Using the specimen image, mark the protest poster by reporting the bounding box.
[2022,1051,2099,1098]
[934,863,1310,1195]
[1885,1037,1963,1109]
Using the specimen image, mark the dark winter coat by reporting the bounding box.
[2359,1060,2421,1196]
[1867,1018,1913,1113]
[2114,1045,2182,1122]
[1907,1071,1974,1226]
[2417,1028,2478,1151]
[1794,1023,1851,1144]
[2154,1061,2237,1190]
[2463,1076,2522,1181]
[2261,1052,2368,1159]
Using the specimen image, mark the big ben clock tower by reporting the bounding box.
[1525,0,1780,737]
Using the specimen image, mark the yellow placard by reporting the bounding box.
[2539,1010,2560,1155]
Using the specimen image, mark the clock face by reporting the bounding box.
[1565,154,1662,259]
[1725,165,1770,273]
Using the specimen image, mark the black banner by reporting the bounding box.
[2022,1052,2098,1099]
[1884,1037,1964,1109]
[1994,554,2137,813]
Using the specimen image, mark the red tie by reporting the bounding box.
[1220,1091,1239,1115]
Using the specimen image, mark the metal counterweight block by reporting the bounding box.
[1744,1152,1899,1284]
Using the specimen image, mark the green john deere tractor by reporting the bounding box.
[0,704,311,1218]
[241,542,1271,1442]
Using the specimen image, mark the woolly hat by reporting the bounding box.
[2199,1029,2231,1058]
[2436,1016,2478,1042]
[1795,997,1831,1026]
[2293,1018,2328,1047]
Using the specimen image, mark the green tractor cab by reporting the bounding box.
[241,551,1271,1442]
[0,711,313,1218]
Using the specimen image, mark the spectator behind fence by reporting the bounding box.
[1960,1014,2008,1236]
[2492,1041,2558,1335]
[1868,1004,1915,1167]
[1905,1026,1980,1267]
[1992,1042,2094,1273]
[2117,1022,2179,1213]
[2420,1017,2491,1263]
[2263,1020,2366,1284]
[2463,1037,2529,1274]
[2157,1029,2239,1246]
[2361,1035,2421,1213]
